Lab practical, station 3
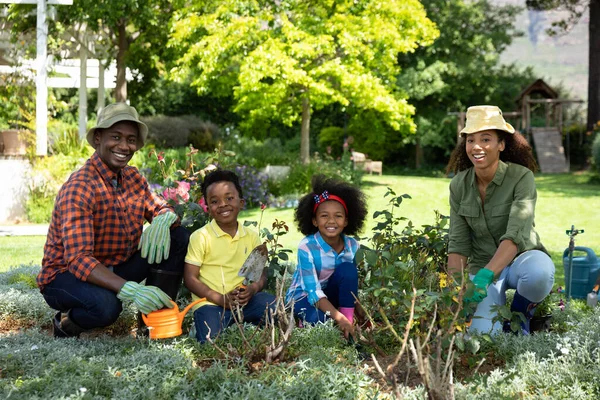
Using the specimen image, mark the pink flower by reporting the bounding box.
[162,181,190,203]
[260,203,266,210]
[558,298,565,311]
[198,197,208,213]
[557,286,563,293]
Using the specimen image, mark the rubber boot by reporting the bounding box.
[137,268,183,337]
[504,291,538,335]
[146,268,183,301]
[53,311,85,338]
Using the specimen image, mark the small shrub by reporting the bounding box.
[26,153,88,223]
[318,126,345,158]
[142,115,217,148]
[233,165,269,209]
[592,129,600,171]
[188,120,220,152]
[224,136,293,168]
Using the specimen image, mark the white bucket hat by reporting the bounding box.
[460,105,515,135]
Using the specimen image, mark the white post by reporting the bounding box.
[0,0,73,156]
[78,28,88,139]
[35,0,48,156]
[98,61,105,112]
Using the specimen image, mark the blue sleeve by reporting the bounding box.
[297,246,325,306]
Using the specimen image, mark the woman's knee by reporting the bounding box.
[515,251,555,302]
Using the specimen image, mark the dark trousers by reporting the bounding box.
[292,261,358,324]
[41,226,190,330]
[193,291,276,343]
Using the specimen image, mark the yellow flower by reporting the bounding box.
[438,272,448,288]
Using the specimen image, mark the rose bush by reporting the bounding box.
[142,145,271,233]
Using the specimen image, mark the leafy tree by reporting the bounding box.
[170,0,439,163]
[6,1,175,103]
[526,0,600,131]
[397,0,535,167]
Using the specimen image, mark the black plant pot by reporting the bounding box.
[530,314,552,333]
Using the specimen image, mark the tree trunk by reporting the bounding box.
[415,138,424,169]
[115,20,129,103]
[588,0,600,131]
[300,96,311,164]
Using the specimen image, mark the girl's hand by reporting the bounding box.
[335,314,355,339]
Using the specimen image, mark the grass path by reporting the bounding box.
[2,173,600,286]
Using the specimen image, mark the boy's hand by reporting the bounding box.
[236,283,258,306]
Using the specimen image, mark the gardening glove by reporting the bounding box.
[464,268,494,304]
[138,211,177,264]
[117,281,174,315]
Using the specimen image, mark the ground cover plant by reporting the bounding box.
[2,172,600,398]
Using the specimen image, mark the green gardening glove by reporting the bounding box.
[139,212,177,264]
[117,281,174,314]
[464,268,495,304]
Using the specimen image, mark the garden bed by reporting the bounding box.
[2,265,600,399]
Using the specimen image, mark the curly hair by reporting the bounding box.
[445,130,538,175]
[201,169,244,200]
[295,175,368,236]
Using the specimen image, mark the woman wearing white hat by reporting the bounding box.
[446,105,555,334]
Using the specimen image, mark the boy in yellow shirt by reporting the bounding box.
[184,170,275,343]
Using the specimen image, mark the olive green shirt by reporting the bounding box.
[448,160,546,274]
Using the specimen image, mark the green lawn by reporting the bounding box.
[3,173,600,286]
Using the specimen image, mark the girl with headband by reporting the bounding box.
[286,175,368,339]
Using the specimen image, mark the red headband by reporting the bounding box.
[313,190,348,214]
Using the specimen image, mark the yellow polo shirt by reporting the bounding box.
[185,219,261,308]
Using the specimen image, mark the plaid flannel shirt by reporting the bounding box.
[286,232,358,306]
[37,152,174,290]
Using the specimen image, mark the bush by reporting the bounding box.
[276,150,362,197]
[26,153,89,223]
[142,115,219,149]
[48,120,93,158]
[318,126,345,158]
[224,136,293,168]
[592,130,600,172]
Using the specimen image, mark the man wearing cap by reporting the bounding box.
[445,105,554,335]
[37,102,190,338]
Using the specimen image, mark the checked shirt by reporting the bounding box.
[37,152,173,290]
[286,232,358,306]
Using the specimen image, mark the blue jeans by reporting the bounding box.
[469,250,555,334]
[41,226,190,330]
[292,261,358,324]
[193,291,276,343]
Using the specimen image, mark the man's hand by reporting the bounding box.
[139,212,177,264]
[117,281,174,314]
[464,268,494,304]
